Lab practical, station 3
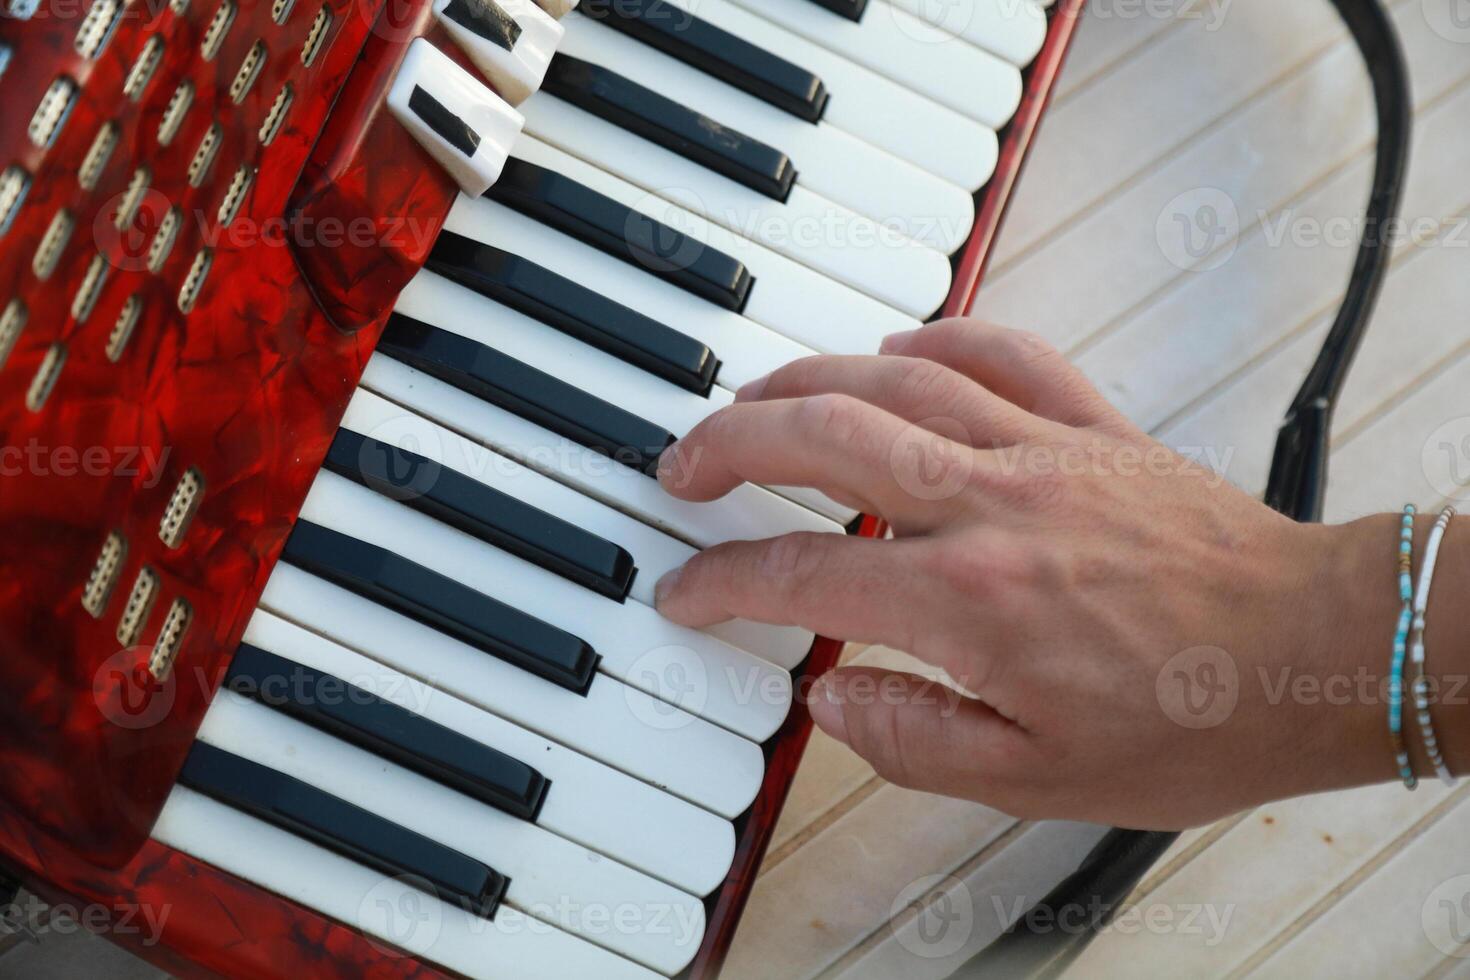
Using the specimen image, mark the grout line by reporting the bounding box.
[1332,335,1470,451]
[758,775,884,876]
[1049,14,1189,110]
[1225,783,1470,978]
[812,819,1033,979]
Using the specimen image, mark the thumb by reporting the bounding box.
[808,666,1032,798]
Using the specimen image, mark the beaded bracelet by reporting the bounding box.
[1389,504,1417,790]
[1411,506,1457,786]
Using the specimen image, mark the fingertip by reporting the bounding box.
[735,372,770,402]
[653,564,683,612]
[808,673,850,745]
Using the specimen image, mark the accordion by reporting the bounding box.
[0,0,1083,975]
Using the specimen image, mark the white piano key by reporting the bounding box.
[511,133,922,353]
[342,390,819,670]
[299,470,795,742]
[519,93,952,319]
[154,787,661,980]
[393,270,859,525]
[559,13,975,254]
[884,0,1046,67]
[198,696,706,974]
[654,0,998,191]
[388,38,524,197]
[433,0,564,106]
[243,610,739,895]
[362,353,838,549]
[260,562,766,819]
[245,614,740,899]
[723,0,1022,128]
[444,193,815,390]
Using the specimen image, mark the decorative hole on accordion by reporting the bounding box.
[114,167,150,230]
[159,467,205,548]
[149,598,192,680]
[106,295,141,362]
[81,532,128,619]
[229,41,268,103]
[116,567,159,647]
[201,0,237,62]
[146,206,181,273]
[259,83,293,145]
[71,253,109,322]
[271,0,296,24]
[0,166,29,238]
[123,36,164,101]
[157,82,194,146]
[79,123,119,191]
[178,249,212,313]
[33,209,75,281]
[25,343,66,413]
[29,78,78,149]
[187,125,223,188]
[217,166,254,226]
[75,0,125,60]
[0,299,26,371]
[301,6,333,67]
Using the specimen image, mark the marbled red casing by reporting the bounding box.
[0,0,1084,974]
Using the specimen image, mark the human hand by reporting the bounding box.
[653,318,1414,830]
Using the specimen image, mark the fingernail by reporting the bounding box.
[656,442,679,483]
[654,566,683,609]
[809,673,849,744]
[735,372,770,402]
[880,329,917,355]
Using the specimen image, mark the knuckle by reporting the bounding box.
[890,357,961,407]
[795,392,865,444]
[756,533,826,592]
[1001,328,1059,365]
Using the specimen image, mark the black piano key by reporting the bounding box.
[581,0,829,123]
[409,85,481,158]
[326,428,636,601]
[225,644,550,820]
[426,231,719,396]
[488,157,754,312]
[281,520,600,695]
[378,313,676,476]
[541,53,796,202]
[442,0,521,51]
[178,742,510,918]
[804,0,868,21]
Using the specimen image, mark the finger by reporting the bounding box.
[736,354,1038,447]
[655,533,937,651]
[883,319,1133,434]
[656,397,982,533]
[809,667,1037,800]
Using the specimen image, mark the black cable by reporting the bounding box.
[956,1,1411,976]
